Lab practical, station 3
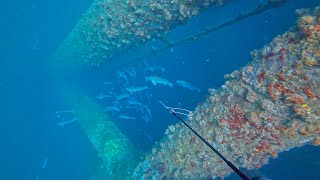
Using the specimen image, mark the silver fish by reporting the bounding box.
[118,115,136,120]
[127,99,144,107]
[146,76,173,87]
[116,93,130,101]
[103,106,120,112]
[176,80,200,92]
[57,118,78,128]
[96,93,112,100]
[126,86,148,93]
[41,157,48,169]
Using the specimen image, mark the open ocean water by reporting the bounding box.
[1,0,320,179]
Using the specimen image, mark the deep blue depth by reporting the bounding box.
[0,0,319,180]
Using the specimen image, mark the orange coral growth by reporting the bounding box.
[273,83,283,93]
[250,122,263,131]
[219,119,227,126]
[277,73,288,81]
[282,128,296,138]
[279,47,286,53]
[305,27,313,37]
[293,105,306,116]
[270,133,280,139]
[227,105,247,130]
[288,38,296,44]
[302,86,315,99]
[286,94,304,104]
[312,138,320,146]
[279,54,285,61]
[258,71,266,83]
[253,142,271,154]
[304,59,316,67]
[300,74,309,81]
[315,124,320,134]
[298,128,309,136]
[267,84,276,100]
[293,61,303,69]
[271,150,278,158]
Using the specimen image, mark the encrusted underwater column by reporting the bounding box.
[133,6,320,179]
[70,96,140,180]
[52,0,225,68]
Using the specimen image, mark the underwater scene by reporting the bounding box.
[1,0,320,179]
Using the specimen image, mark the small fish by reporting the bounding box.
[118,71,129,84]
[126,86,148,93]
[118,115,136,120]
[176,80,200,92]
[126,100,147,113]
[55,110,74,118]
[116,93,130,101]
[146,76,173,87]
[96,93,112,100]
[127,99,144,107]
[103,106,120,112]
[145,106,152,118]
[32,32,40,50]
[57,118,78,128]
[42,157,48,169]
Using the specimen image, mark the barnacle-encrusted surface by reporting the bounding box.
[52,0,225,68]
[133,6,320,180]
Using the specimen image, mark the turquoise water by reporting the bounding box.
[1,0,320,179]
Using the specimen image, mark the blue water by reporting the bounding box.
[1,0,320,179]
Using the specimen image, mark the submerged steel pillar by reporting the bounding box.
[133,6,320,179]
[51,0,225,68]
[64,95,140,180]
